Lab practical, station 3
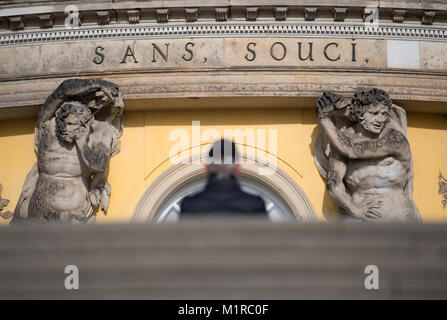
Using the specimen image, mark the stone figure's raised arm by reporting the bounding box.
[37,79,119,127]
[37,79,96,127]
[316,92,411,161]
[319,117,410,161]
[325,151,357,217]
[75,127,112,174]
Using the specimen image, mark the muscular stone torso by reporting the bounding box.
[335,126,418,221]
[29,119,90,222]
[345,155,416,221]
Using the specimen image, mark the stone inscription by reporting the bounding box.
[0,38,389,78]
[93,40,361,66]
[2,38,446,79]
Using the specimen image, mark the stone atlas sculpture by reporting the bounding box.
[11,79,125,224]
[314,88,421,222]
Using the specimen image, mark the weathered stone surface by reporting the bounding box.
[12,79,125,224]
[0,184,12,220]
[439,171,447,209]
[2,70,447,121]
[0,38,389,79]
[224,38,385,68]
[421,41,447,70]
[2,38,446,80]
[314,88,421,222]
[0,38,446,120]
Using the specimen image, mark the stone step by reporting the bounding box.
[0,220,446,299]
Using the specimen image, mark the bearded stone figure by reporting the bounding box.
[314,88,421,222]
[12,79,125,224]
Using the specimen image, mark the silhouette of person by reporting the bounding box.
[180,139,267,217]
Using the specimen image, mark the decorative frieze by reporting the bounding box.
[97,11,111,26]
[1,22,446,48]
[0,4,446,33]
[393,10,406,23]
[156,9,170,23]
[0,18,8,31]
[185,8,199,22]
[9,16,24,31]
[38,14,53,29]
[422,11,436,25]
[127,9,140,24]
[333,8,347,22]
[215,8,228,22]
[246,7,258,21]
[274,7,288,21]
[304,8,317,22]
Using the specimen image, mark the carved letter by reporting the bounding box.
[297,42,314,61]
[270,42,287,61]
[323,42,341,62]
[120,45,138,64]
[152,43,169,62]
[245,42,257,62]
[182,42,195,62]
[351,42,357,62]
[93,46,105,65]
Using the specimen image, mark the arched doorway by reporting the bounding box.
[132,154,317,222]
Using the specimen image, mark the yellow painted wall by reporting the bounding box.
[0,108,446,224]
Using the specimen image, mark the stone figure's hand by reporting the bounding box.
[100,182,111,213]
[93,79,119,97]
[0,198,9,211]
[349,201,383,220]
[86,80,120,111]
[89,182,111,213]
[365,200,383,220]
[89,189,100,208]
[346,207,364,220]
[316,91,344,119]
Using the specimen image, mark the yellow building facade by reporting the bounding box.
[0,0,446,223]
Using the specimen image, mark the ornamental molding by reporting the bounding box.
[0,21,446,47]
[132,153,317,222]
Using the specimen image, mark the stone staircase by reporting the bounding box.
[0,220,446,299]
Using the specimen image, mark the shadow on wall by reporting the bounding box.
[0,118,35,138]
[406,111,447,130]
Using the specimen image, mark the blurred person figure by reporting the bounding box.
[180,139,267,217]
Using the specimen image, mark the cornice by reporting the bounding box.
[0,21,446,47]
[0,1,446,34]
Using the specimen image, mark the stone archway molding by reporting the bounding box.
[132,153,317,222]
